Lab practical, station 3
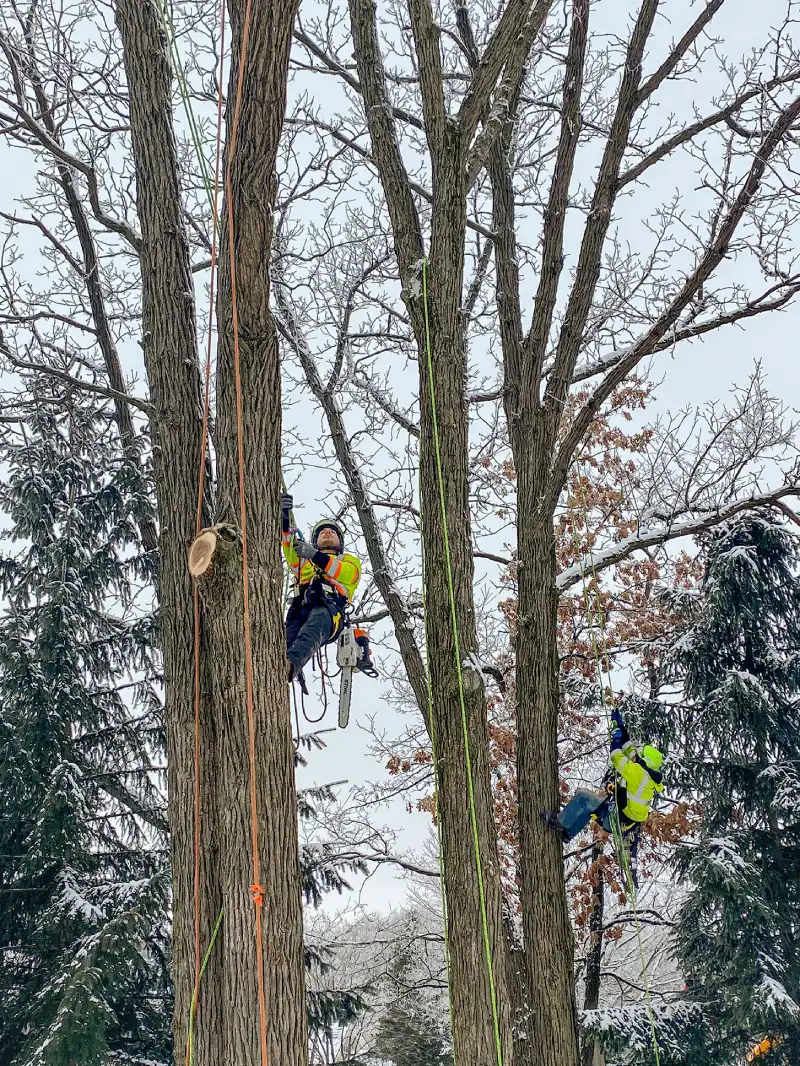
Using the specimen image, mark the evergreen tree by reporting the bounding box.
[0,393,170,1065]
[0,388,368,1063]
[663,511,800,1065]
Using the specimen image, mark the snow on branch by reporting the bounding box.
[557,485,799,591]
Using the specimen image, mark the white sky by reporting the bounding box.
[1,0,799,912]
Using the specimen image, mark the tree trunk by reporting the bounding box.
[512,433,581,1066]
[210,1,307,1064]
[114,0,220,1056]
[582,841,605,1066]
[118,1,306,1064]
[417,139,515,1066]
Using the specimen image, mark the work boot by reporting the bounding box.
[541,810,570,843]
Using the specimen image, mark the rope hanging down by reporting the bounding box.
[184,0,226,1058]
[571,460,662,1066]
[418,479,457,1062]
[420,259,504,1066]
[224,1,272,1064]
[175,0,269,1060]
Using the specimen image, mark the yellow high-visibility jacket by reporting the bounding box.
[282,530,361,603]
[611,740,664,823]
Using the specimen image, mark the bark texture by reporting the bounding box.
[347,3,516,1061]
[515,503,582,1065]
[114,0,217,1056]
[118,2,305,1064]
[419,146,515,1066]
[211,1,307,1065]
[582,842,605,1066]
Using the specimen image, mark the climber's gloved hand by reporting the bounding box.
[281,492,293,517]
[294,538,317,561]
[611,708,625,731]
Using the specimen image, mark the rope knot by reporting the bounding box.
[250,882,264,907]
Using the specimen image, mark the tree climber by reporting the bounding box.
[281,493,362,686]
[545,708,664,884]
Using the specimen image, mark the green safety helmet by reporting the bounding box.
[312,519,344,552]
[640,745,663,772]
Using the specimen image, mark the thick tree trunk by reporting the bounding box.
[114,0,221,1057]
[118,2,306,1064]
[343,3,516,1057]
[582,842,605,1066]
[210,1,307,1065]
[418,140,515,1066]
[512,432,581,1066]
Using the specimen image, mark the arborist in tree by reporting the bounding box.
[545,708,664,885]
[281,492,363,686]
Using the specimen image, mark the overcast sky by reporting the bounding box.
[1,0,799,913]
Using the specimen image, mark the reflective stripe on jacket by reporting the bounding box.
[610,739,664,823]
[282,531,361,602]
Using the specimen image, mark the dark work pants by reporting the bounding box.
[286,603,334,675]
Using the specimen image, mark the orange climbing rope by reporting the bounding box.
[189,0,270,1064]
[188,0,226,1059]
[224,3,271,1066]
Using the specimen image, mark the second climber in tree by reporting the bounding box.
[545,707,664,885]
[281,492,361,685]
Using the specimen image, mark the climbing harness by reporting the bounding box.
[284,523,378,728]
[420,258,504,1066]
[288,615,379,730]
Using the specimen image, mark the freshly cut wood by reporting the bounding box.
[188,529,219,578]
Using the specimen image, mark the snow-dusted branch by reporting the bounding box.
[550,89,800,512]
[458,0,550,145]
[556,484,800,592]
[275,274,430,718]
[570,277,800,384]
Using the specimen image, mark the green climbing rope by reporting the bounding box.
[158,0,217,218]
[421,259,504,1066]
[187,906,224,1066]
[418,530,458,1060]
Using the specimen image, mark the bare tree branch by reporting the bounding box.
[347,0,424,297]
[544,0,659,416]
[0,342,153,415]
[408,0,447,142]
[349,369,420,438]
[618,69,800,189]
[636,0,726,104]
[524,0,590,396]
[551,90,800,510]
[464,6,548,192]
[556,484,800,591]
[287,113,495,240]
[458,0,549,144]
[571,278,800,384]
[0,23,157,553]
[275,274,430,718]
[0,46,141,251]
[293,26,425,132]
